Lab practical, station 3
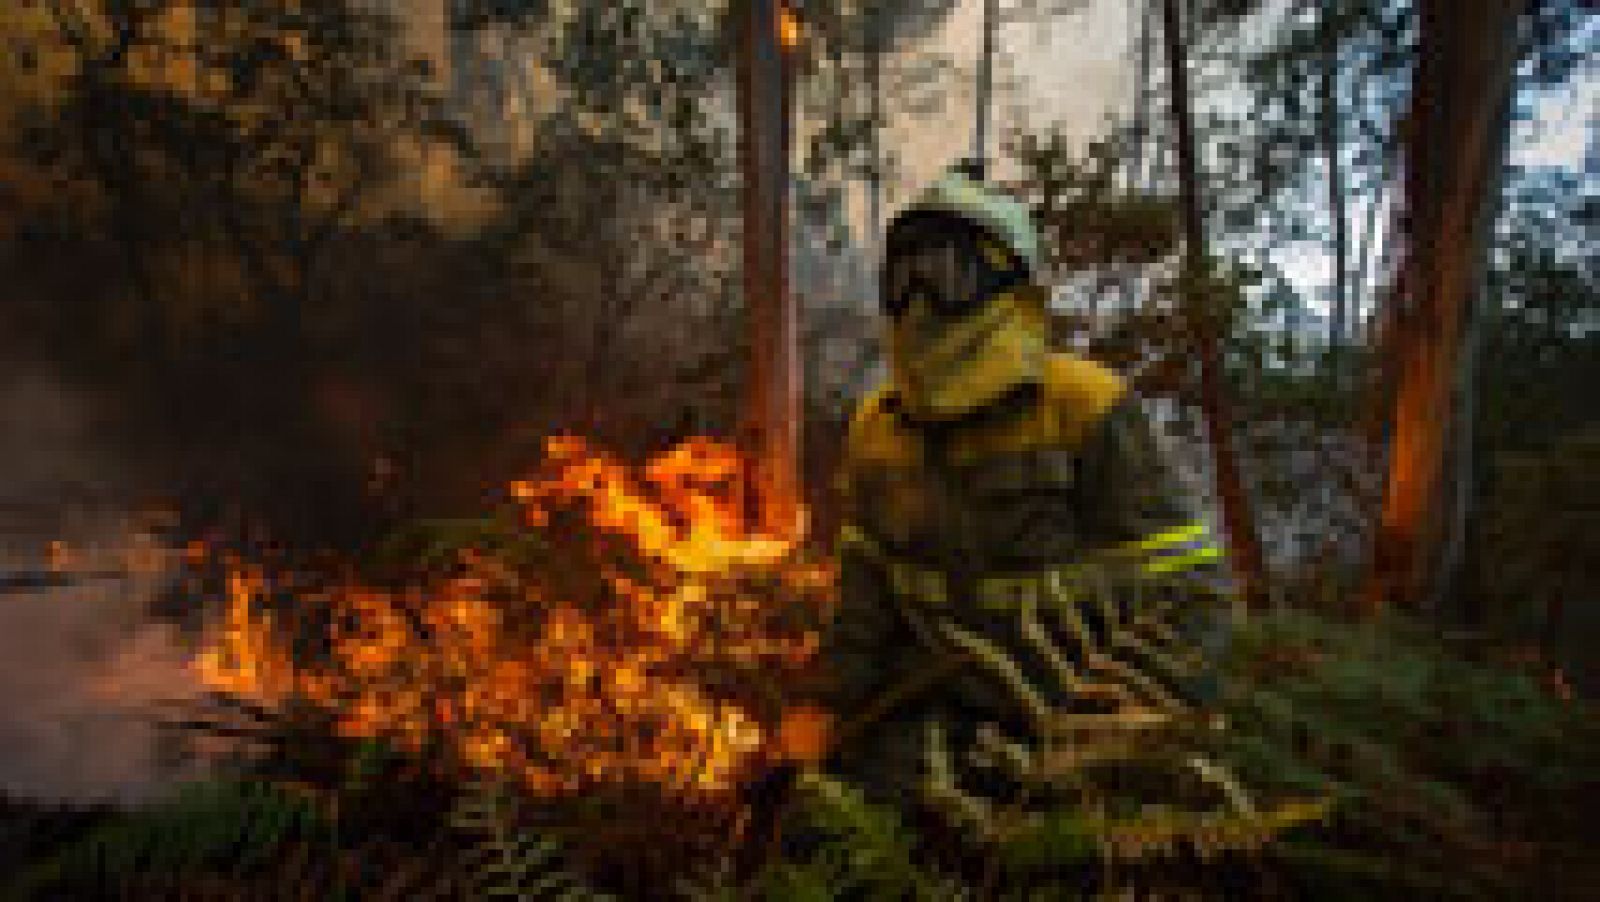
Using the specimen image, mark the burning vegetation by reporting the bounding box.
[192,435,834,800]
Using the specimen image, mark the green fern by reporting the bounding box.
[757,771,968,902]
[5,778,325,898]
[1219,609,1598,896]
[672,854,744,902]
[993,807,1100,876]
[995,796,1331,877]
[450,779,615,901]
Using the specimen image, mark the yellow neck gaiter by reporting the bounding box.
[887,285,1050,422]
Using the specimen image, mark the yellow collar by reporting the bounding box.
[845,354,1128,470]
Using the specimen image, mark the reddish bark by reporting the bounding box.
[1362,0,1524,613]
[737,0,803,538]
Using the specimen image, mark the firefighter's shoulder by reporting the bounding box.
[945,354,1127,461]
[1040,352,1127,434]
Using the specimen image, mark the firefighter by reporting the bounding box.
[818,160,1238,840]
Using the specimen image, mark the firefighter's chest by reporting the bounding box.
[855,450,1083,566]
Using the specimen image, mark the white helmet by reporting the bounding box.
[891,159,1040,277]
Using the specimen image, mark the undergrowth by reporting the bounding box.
[1220,609,1599,899]
[2,608,1592,900]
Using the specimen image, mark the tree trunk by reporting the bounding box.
[1361,0,1524,614]
[866,12,884,240]
[1159,0,1268,608]
[737,0,802,538]
[1322,6,1349,346]
[1130,0,1153,194]
[974,0,999,164]
[1350,153,1392,349]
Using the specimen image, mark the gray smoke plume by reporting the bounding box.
[0,363,214,804]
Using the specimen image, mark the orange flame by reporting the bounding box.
[191,436,833,797]
[779,5,802,51]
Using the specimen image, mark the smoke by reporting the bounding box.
[0,363,213,805]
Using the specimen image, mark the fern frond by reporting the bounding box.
[775,771,963,901]
[450,779,615,901]
[7,778,324,897]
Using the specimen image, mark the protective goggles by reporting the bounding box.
[881,215,1029,320]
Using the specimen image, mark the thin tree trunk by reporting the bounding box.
[1130,0,1153,195]
[1322,7,1349,346]
[866,12,884,240]
[1361,0,1524,614]
[1111,1,1155,329]
[1158,0,1268,608]
[1350,157,1391,348]
[975,0,998,163]
[737,0,802,537]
